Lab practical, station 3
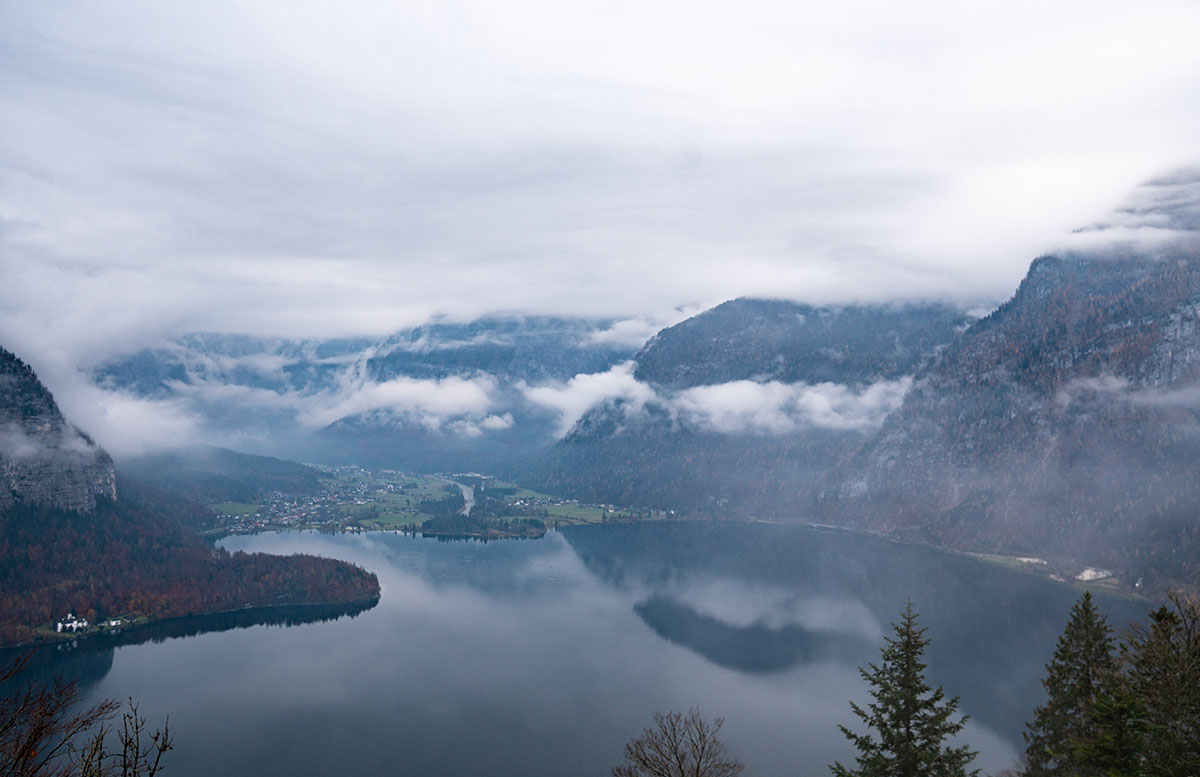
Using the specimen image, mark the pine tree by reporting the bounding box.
[831,600,978,777]
[1122,592,1200,777]
[1072,682,1145,777]
[1023,591,1117,777]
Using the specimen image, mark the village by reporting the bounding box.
[209,466,669,535]
[55,612,130,634]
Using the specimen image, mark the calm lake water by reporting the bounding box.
[26,522,1146,777]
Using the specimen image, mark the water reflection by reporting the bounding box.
[15,523,1149,777]
[562,522,1145,749]
[2,601,376,699]
[633,595,873,673]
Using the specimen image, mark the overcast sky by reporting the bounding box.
[3,0,1200,376]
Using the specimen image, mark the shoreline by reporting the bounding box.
[2,596,381,653]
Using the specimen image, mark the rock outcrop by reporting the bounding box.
[0,347,116,513]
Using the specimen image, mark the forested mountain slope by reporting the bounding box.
[0,345,379,647]
[633,299,968,389]
[520,301,969,515]
[821,243,1200,588]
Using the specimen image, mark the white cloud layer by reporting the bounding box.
[3,1,1200,437]
[4,3,1200,359]
[674,378,913,434]
[522,362,655,436]
[294,374,498,430]
[54,383,203,458]
[523,366,913,437]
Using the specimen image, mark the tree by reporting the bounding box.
[1071,682,1145,777]
[1121,591,1200,777]
[612,708,743,777]
[1023,591,1118,777]
[0,654,172,777]
[831,600,977,777]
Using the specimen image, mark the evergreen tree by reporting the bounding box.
[831,600,978,777]
[1023,592,1117,777]
[1122,592,1200,777]
[1072,683,1145,777]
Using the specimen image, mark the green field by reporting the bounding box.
[213,502,260,515]
[223,467,651,533]
[331,472,461,528]
[540,503,607,523]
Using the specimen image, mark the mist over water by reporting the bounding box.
[31,524,1144,777]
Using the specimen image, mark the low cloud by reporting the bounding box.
[675,378,913,434]
[295,374,497,430]
[522,362,656,436]
[480,413,515,431]
[1055,373,1200,412]
[525,366,912,438]
[1058,170,1200,257]
[1128,384,1200,410]
[586,309,701,349]
[165,371,503,434]
[1055,374,1131,407]
[54,383,202,458]
[448,413,514,439]
[0,424,47,459]
[0,423,100,460]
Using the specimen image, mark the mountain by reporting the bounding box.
[821,242,1200,587]
[520,300,970,514]
[0,347,116,513]
[93,316,641,471]
[365,315,636,383]
[633,299,969,389]
[0,346,379,647]
[121,446,324,506]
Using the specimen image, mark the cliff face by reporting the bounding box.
[0,348,116,513]
[823,243,1200,572]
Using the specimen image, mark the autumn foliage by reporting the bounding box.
[0,480,380,647]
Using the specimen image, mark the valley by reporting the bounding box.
[6,8,1200,774]
[201,464,661,537]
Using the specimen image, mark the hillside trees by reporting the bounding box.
[0,492,380,646]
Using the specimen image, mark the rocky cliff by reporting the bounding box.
[822,241,1200,580]
[0,347,116,513]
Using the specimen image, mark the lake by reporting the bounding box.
[22,522,1146,777]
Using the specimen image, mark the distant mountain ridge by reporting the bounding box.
[97,315,635,396]
[367,315,635,383]
[93,315,642,472]
[633,299,968,389]
[0,347,116,513]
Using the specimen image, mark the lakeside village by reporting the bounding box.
[55,613,127,633]
[208,466,672,537]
